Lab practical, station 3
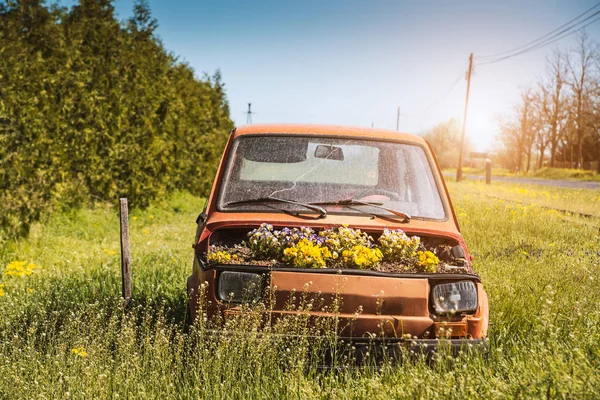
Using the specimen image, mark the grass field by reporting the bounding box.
[444,166,600,182]
[0,182,599,398]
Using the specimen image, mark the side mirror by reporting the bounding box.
[314,145,344,161]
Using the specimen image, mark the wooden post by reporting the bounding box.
[119,198,132,301]
[485,159,492,185]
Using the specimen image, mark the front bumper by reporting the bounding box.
[201,328,487,360]
[347,337,488,359]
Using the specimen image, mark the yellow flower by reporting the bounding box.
[416,251,439,273]
[207,250,239,265]
[103,249,116,256]
[4,261,42,278]
[71,346,88,357]
[26,287,34,294]
[283,239,332,268]
[142,228,150,235]
[0,284,5,297]
[341,245,382,269]
[132,216,138,221]
[149,215,155,220]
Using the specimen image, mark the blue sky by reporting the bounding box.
[68,0,600,150]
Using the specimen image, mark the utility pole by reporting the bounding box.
[396,107,400,131]
[456,53,473,182]
[246,103,253,124]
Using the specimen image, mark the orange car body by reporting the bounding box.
[187,124,488,351]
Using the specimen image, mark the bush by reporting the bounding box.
[0,0,233,239]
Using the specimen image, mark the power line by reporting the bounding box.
[476,9,600,65]
[477,1,600,61]
[477,10,600,65]
[400,61,468,117]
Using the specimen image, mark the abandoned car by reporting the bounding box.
[187,124,488,353]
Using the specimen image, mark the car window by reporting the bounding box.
[240,143,379,186]
[218,135,447,220]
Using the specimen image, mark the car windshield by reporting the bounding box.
[217,135,446,220]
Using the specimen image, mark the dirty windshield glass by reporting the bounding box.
[218,135,446,220]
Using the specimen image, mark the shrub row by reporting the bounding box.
[0,0,234,240]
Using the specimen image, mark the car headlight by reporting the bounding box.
[432,281,478,313]
[217,271,263,303]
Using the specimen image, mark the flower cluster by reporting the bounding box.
[248,224,326,259]
[207,250,240,265]
[282,238,333,268]
[71,346,88,357]
[274,226,322,248]
[4,261,42,278]
[318,225,373,254]
[247,224,282,258]
[417,251,440,273]
[341,245,382,269]
[378,229,421,262]
[227,224,442,272]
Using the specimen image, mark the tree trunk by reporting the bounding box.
[570,142,574,169]
[549,124,557,167]
[578,140,583,170]
[538,145,546,169]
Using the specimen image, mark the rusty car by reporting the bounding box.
[187,124,488,354]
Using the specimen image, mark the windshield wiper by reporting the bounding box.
[224,196,327,218]
[311,199,411,223]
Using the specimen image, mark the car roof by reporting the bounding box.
[233,124,428,145]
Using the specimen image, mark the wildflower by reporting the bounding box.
[132,216,138,221]
[71,346,88,357]
[103,249,116,256]
[26,287,34,294]
[149,215,155,220]
[4,261,42,278]
[0,284,5,297]
[143,228,150,235]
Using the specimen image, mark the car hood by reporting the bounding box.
[204,211,461,239]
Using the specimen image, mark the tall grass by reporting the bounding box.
[0,185,599,399]
[531,167,600,182]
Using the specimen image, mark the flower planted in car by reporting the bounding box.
[378,229,421,263]
[207,225,444,272]
[341,245,382,269]
[207,250,240,265]
[248,223,282,259]
[417,250,440,273]
[282,238,332,268]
